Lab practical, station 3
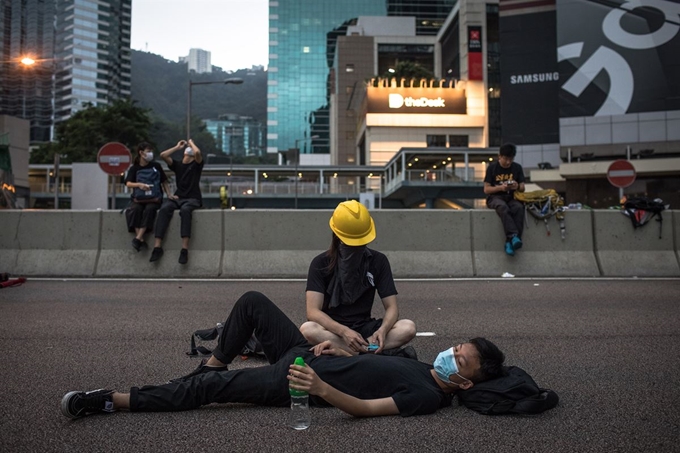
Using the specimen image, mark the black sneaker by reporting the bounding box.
[381,346,418,361]
[149,247,164,262]
[168,359,228,384]
[178,248,188,265]
[139,240,149,250]
[131,238,142,252]
[61,389,115,419]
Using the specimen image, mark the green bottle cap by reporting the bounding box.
[290,356,308,397]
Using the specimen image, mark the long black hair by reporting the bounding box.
[325,233,342,274]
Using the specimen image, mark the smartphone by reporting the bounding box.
[367,344,379,352]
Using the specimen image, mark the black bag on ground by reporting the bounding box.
[457,366,559,415]
[187,323,264,357]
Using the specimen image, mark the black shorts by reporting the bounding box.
[347,318,383,340]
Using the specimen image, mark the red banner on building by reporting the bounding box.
[468,26,483,81]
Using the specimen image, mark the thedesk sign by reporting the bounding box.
[366,86,466,114]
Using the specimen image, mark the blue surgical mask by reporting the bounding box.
[144,152,154,161]
[433,347,468,385]
[184,147,194,156]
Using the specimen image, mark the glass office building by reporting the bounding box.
[268,0,456,156]
[0,0,131,143]
[0,0,56,143]
[54,0,131,123]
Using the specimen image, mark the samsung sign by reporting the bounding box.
[367,87,466,114]
[510,72,560,84]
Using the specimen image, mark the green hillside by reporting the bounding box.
[130,50,267,125]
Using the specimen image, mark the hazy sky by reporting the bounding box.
[130,0,269,72]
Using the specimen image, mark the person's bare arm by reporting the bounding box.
[160,140,186,165]
[289,363,400,417]
[367,295,398,352]
[188,139,202,164]
[306,291,368,351]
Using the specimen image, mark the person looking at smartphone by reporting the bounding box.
[483,143,526,256]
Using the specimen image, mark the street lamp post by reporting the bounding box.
[293,135,319,209]
[186,77,243,138]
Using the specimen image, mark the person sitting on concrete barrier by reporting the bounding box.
[483,143,526,257]
[300,200,417,358]
[150,138,204,265]
[124,142,171,252]
[61,291,505,420]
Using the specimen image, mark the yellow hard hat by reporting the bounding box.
[329,200,376,246]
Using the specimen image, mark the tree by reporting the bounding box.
[377,61,437,87]
[30,99,152,164]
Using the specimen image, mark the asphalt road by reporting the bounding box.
[1,278,679,453]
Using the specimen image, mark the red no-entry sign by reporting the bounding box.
[97,142,132,175]
[607,160,636,188]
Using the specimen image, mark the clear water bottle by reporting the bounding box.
[289,356,311,430]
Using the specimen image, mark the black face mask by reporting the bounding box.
[327,243,371,308]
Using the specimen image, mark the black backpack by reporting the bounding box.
[622,196,668,238]
[457,366,559,415]
[186,323,264,358]
[132,166,162,203]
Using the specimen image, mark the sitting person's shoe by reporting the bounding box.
[61,389,115,419]
[511,235,523,250]
[178,248,188,265]
[505,241,515,256]
[149,247,164,262]
[168,359,228,384]
[139,240,149,250]
[380,346,418,360]
[131,238,142,252]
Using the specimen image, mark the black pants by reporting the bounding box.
[487,196,524,241]
[126,201,160,233]
[154,198,200,240]
[130,291,313,412]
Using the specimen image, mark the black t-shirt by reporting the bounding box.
[169,159,204,202]
[306,249,398,326]
[484,161,526,202]
[124,161,168,198]
[308,354,452,416]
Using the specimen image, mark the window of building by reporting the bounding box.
[427,135,446,147]
[345,64,354,73]
[448,135,469,147]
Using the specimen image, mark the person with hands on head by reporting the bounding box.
[483,143,526,257]
[124,142,171,252]
[61,291,506,420]
[150,138,204,265]
[300,200,416,358]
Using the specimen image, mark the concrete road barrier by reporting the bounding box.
[593,210,679,277]
[2,209,678,278]
[471,209,600,277]
[0,210,101,276]
[222,210,329,278]
[372,210,474,277]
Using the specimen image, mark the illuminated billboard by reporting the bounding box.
[366,86,467,114]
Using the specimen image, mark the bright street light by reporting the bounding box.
[186,77,243,138]
[20,57,36,66]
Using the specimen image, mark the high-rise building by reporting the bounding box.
[181,48,212,74]
[54,0,132,124]
[267,0,456,157]
[0,0,56,143]
[0,0,132,143]
[204,114,266,157]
